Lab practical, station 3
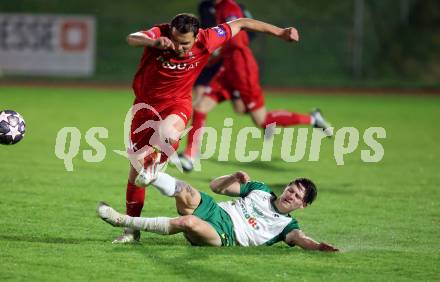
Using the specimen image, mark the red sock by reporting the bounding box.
[262,110,311,127]
[126,182,145,217]
[184,110,207,159]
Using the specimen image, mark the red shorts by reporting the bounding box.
[129,98,192,154]
[205,50,265,112]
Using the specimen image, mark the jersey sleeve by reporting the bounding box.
[282,218,300,234]
[199,23,232,53]
[140,27,161,39]
[277,218,300,246]
[240,181,272,197]
[264,218,300,246]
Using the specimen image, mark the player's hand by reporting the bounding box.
[280,27,299,42]
[318,242,339,252]
[234,171,250,184]
[154,37,175,50]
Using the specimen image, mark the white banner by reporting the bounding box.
[0,13,95,76]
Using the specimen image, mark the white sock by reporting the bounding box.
[151,172,177,196]
[310,115,316,125]
[123,216,171,235]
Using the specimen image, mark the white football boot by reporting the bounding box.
[112,229,141,244]
[96,202,141,244]
[311,109,333,137]
[97,202,125,227]
[263,123,277,140]
[178,153,194,173]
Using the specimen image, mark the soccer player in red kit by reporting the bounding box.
[178,0,332,172]
[115,13,302,243]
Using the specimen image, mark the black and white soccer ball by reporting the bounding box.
[0,110,26,145]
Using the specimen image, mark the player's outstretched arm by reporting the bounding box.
[227,18,299,42]
[285,230,339,252]
[126,32,175,50]
[209,171,249,197]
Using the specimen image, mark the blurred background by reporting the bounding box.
[1,3,439,280]
[0,0,439,88]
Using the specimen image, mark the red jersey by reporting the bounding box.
[215,0,259,86]
[132,23,232,106]
[215,0,251,55]
[207,0,264,111]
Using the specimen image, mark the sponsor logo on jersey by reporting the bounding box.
[250,202,264,217]
[156,56,200,71]
[213,25,227,37]
[239,200,261,230]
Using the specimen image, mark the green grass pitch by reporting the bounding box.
[0,86,439,281]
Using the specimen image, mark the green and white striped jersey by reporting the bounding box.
[218,181,299,247]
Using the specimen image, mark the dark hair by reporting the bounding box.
[291,178,317,205]
[170,13,200,37]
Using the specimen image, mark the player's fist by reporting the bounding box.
[318,242,339,252]
[154,37,175,50]
[234,171,250,184]
[281,27,299,42]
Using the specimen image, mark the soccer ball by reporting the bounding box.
[0,110,26,145]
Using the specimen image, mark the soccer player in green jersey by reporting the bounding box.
[97,169,338,251]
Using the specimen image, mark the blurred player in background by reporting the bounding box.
[116,13,304,243]
[193,0,222,104]
[98,169,338,251]
[194,0,255,112]
[178,0,332,172]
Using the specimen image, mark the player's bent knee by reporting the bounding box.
[174,180,198,197]
[176,215,199,231]
[158,126,180,146]
[195,97,216,113]
[174,180,187,195]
